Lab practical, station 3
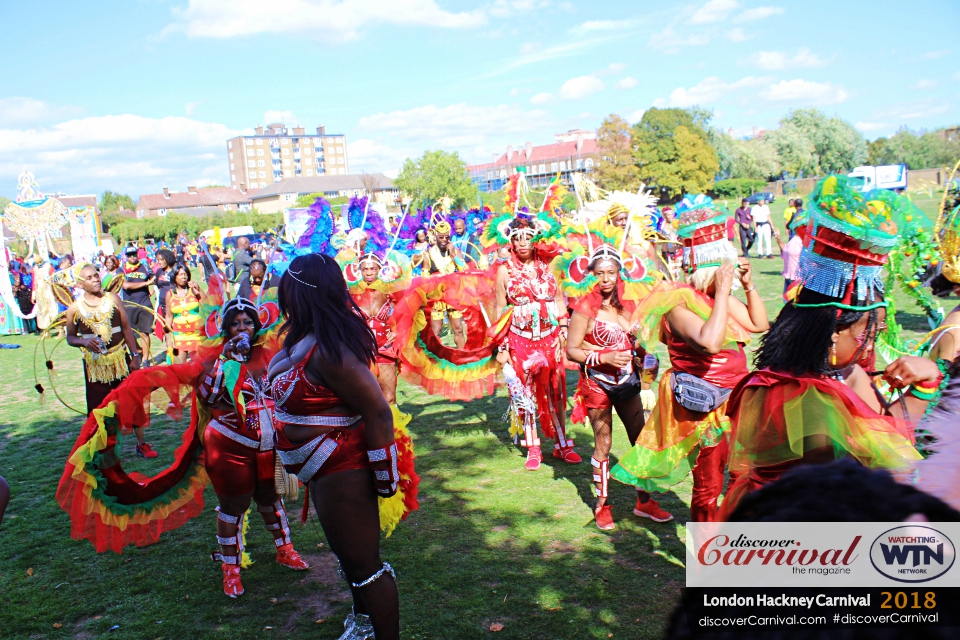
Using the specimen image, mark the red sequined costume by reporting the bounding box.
[356,293,398,365]
[197,346,309,596]
[493,255,574,458]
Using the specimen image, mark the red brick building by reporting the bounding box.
[468,129,598,192]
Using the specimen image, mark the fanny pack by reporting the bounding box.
[670,372,731,413]
[586,367,641,404]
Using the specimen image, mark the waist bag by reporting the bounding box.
[586,367,641,404]
[670,371,731,413]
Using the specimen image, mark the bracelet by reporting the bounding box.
[367,442,399,495]
[743,285,756,293]
[584,351,600,367]
[910,366,947,402]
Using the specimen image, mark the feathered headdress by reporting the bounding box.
[343,195,389,254]
[294,197,338,256]
[540,174,568,214]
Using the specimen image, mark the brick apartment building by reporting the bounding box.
[468,129,598,192]
[226,123,348,190]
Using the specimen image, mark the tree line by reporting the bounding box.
[594,107,960,200]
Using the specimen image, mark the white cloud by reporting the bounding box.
[855,122,891,132]
[615,77,638,90]
[726,28,750,42]
[558,2,575,11]
[759,79,848,104]
[602,62,627,75]
[577,18,641,32]
[918,50,950,60]
[691,0,740,24]
[648,27,711,52]
[184,100,204,116]
[0,97,82,128]
[0,112,243,197]
[877,99,951,120]
[347,138,410,173]
[519,41,539,55]
[530,92,553,104]
[732,6,784,22]
[509,87,523,97]
[488,0,549,18]
[164,0,486,43]
[742,48,829,70]
[629,109,646,123]
[910,79,940,90]
[263,109,300,125]
[559,75,605,100]
[656,75,770,107]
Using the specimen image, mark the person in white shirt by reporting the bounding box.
[751,200,773,258]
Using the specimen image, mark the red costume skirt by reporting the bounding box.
[274,419,369,482]
[507,331,565,438]
[203,412,274,496]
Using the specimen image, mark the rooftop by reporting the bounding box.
[470,138,598,171]
[137,186,260,211]
[248,174,396,200]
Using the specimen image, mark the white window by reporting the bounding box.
[259,171,266,178]
[337,137,344,143]
[339,168,346,175]
[305,169,314,176]
[303,147,312,154]
[228,141,233,149]
[158,208,166,216]
[550,162,558,171]
[260,182,267,187]
[247,149,255,157]
[230,163,235,170]
[257,159,265,167]
[499,169,507,179]
[248,160,256,168]
[282,158,290,166]
[334,147,341,154]
[257,148,264,156]
[585,158,594,168]
[284,194,295,201]
[284,170,292,177]
[538,164,545,173]
[231,174,236,181]
[575,159,583,169]
[229,152,234,159]
[282,148,290,155]
[256,139,263,145]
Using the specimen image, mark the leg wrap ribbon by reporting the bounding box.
[591,457,609,499]
[258,499,292,547]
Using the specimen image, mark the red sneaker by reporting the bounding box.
[552,445,582,464]
[276,543,310,570]
[222,564,244,598]
[633,497,674,522]
[595,504,615,530]
[136,443,158,459]
[525,446,542,471]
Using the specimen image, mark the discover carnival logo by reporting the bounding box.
[869,526,956,583]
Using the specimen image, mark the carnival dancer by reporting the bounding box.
[164,264,203,363]
[63,265,158,458]
[562,240,663,530]
[422,221,469,348]
[269,254,419,640]
[610,195,768,524]
[489,215,579,470]
[198,295,309,598]
[345,250,410,404]
[720,177,932,517]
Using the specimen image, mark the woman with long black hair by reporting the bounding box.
[269,253,414,640]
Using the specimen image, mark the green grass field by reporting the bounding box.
[0,226,945,639]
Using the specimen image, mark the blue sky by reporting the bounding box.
[1,0,958,199]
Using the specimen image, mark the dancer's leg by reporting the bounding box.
[377,362,398,404]
[312,468,399,640]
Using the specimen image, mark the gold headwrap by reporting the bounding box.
[606,202,629,221]
[435,221,451,235]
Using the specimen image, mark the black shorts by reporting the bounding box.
[124,303,154,335]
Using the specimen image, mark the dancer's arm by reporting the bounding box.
[666,263,735,355]
[112,293,143,371]
[494,264,509,319]
[727,258,769,333]
[64,305,100,351]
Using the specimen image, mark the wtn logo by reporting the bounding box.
[879,543,944,567]
[870,526,956,583]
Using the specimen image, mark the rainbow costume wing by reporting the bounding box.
[392,272,501,401]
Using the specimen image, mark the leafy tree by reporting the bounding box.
[709,130,781,180]
[594,114,640,191]
[395,150,479,209]
[779,109,866,174]
[633,108,718,198]
[295,192,349,208]
[99,190,135,215]
[0,196,10,212]
[108,211,282,245]
[867,128,960,169]
[765,123,816,176]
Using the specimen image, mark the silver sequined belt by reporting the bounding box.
[273,409,361,427]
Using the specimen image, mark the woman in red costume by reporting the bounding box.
[721,178,938,517]
[611,195,769,524]
[564,243,662,530]
[197,296,309,598]
[493,217,578,470]
[345,251,409,404]
[270,254,418,640]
